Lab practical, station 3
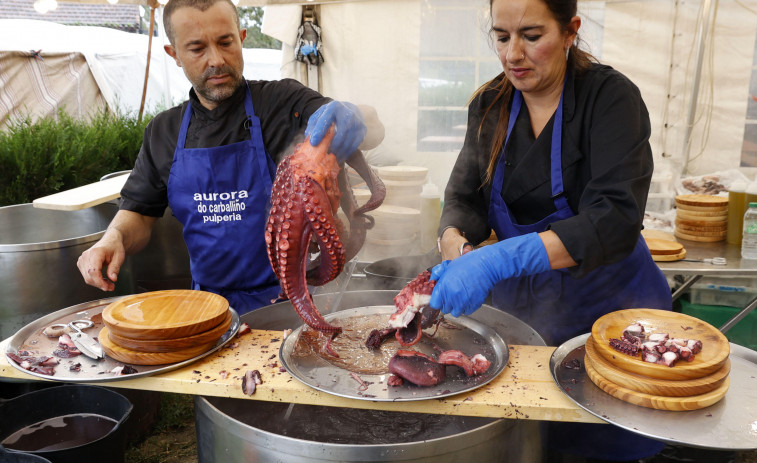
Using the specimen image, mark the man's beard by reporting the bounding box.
[193,66,243,104]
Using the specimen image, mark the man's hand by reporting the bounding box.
[305,101,366,163]
[76,209,157,291]
[77,232,125,291]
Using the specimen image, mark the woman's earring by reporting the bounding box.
[565,47,570,60]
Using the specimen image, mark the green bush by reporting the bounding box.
[0,109,152,207]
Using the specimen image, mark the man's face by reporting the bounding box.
[164,2,246,110]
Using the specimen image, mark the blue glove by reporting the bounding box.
[305,101,366,163]
[429,232,551,317]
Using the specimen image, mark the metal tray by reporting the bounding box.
[551,333,757,450]
[279,305,509,401]
[4,296,240,383]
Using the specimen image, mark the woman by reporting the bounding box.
[429,0,672,461]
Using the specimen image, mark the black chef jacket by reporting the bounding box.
[120,79,330,218]
[440,63,654,278]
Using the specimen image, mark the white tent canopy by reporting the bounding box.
[0,18,281,120]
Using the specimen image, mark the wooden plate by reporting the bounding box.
[675,194,729,207]
[106,310,232,353]
[584,336,730,396]
[641,229,677,242]
[585,356,730,411]
[102,290,229,340]
[645,238,684,255]
[591,308,729,380]
[651,249,686,262]
[676,210,728,220]
[99,326,217,365]
[674,229,726,242]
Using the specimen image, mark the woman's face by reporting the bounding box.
[491,0,578,99]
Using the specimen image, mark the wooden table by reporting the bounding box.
[656,238,757,333]
[0,331,602,423]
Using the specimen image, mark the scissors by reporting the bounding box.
[680,257,727,265]
[67,319,104,360]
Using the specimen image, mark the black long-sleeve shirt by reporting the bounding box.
[120,79,330,217]
[440,63,654,278]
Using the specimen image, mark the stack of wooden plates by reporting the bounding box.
[100,290,231,365]
[674,194,728,242]
[584,308,731,411]
[641,229,686,262]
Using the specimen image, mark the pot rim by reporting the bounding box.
[196,396,511,457]
[0,203,114,252]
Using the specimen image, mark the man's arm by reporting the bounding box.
[77,210,158,291]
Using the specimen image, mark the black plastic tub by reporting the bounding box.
[0,385,132,463]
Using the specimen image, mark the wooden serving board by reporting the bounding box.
[99,326,217,365]
[103,290,229,340]
[32,175,128,211]
[591,309,730,380]
[584,336,730,396]
[107,310,232,353]
[584,357,730,411]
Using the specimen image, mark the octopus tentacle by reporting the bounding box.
[266,127,386,334]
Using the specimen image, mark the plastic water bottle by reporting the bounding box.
[741,202,757,259]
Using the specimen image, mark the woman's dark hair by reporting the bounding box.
[163,0,240,45]
[476,0,596,186]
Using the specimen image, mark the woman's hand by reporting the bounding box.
[429,232,551,317]
[438,227,473,261]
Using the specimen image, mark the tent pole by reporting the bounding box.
[139,2,157,123]
[681,0,715,174]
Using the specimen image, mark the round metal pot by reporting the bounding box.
[0,203,135,339]
[0,385,132,463]
[195,290,545,463]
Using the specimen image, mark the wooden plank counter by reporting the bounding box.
[0,330,601,423]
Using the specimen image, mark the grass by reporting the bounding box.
[124,393,198,463]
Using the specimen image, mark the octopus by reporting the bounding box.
[387,349,491,387]
[366,270,441,349]
[266,126,385,333]
[7,351,59,376]
[608,322,702,367]
[242,370,262,395]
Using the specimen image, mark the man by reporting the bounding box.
[77,0,383,314]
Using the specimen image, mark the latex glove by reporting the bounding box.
[429,232,551,317]
[305,101,366,163]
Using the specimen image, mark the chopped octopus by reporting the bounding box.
[7,351,59,376]
[366,270,442,349]
[387,349,491,387]
[607,323,702,367]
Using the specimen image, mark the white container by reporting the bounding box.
[741,202,757,260]
[420,182,441,252]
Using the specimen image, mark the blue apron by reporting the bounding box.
[167,84,281,315]
[488,84,672,460]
